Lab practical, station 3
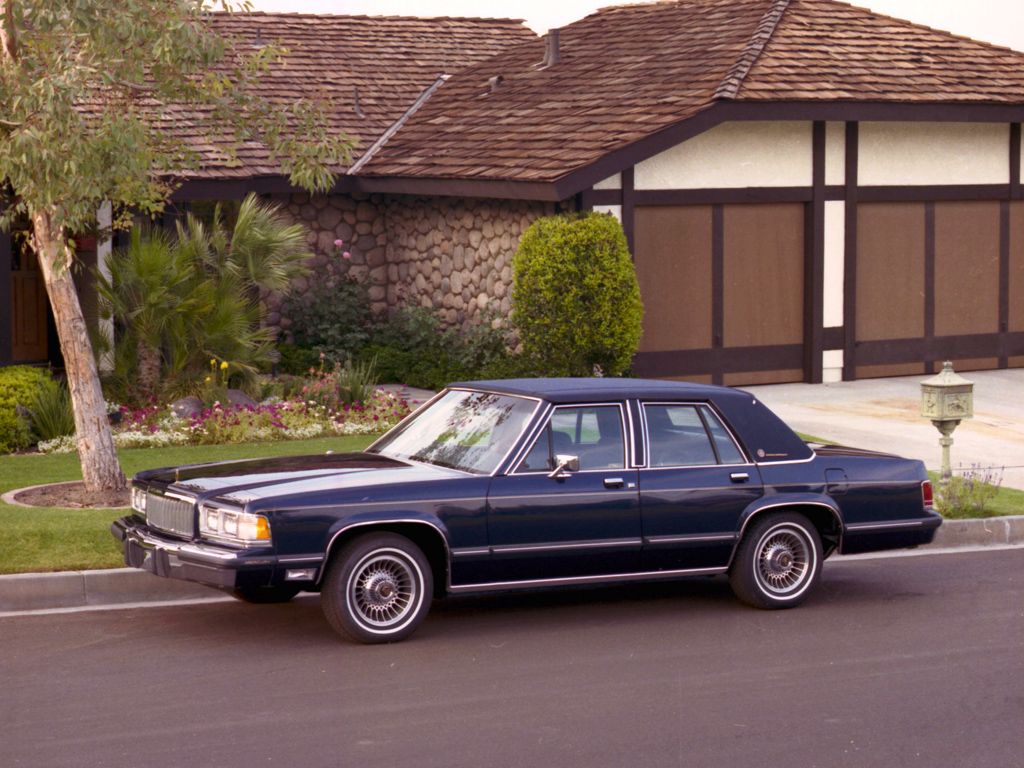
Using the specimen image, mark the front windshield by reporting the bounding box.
[371,389,538,474]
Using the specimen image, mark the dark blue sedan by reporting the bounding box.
[112,378,941,643]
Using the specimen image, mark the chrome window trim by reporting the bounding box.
[449,565,728,593]
[754,452,818,466]
[510,401,630,475]
[637,464,756,477]
[625,400,643,468]
[370,387,543,478]
[501,401,554,475]
[640,401,750,470]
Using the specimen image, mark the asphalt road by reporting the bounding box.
[2,549,1022,768]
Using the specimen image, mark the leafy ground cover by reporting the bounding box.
[0,435,374,575]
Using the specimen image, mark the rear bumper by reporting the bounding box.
[111,516,280,590]
[840,509,943,555]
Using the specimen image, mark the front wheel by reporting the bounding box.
[729,513,822,609]
[321,533,433,643]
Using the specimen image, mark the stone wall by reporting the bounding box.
[266,192,555,332]
[381,196,555,325]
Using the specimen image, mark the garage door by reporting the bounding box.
[854,200,1022,377]
[631,202,807,385]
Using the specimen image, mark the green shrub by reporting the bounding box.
[0,366,53,453]
[27,379,76,442]
[361,305,518,389]
[937,465,1003,518]
[511,212,643,377]
[281,275,373,365]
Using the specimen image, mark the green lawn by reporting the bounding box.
[0,435,375,575]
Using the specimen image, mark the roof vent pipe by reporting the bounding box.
[488,74,504,94]
[542,28,561,68]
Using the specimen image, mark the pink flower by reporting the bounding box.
[342,251,352,259]
[334,238,344,247]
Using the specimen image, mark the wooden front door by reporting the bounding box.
[11,246,49,362]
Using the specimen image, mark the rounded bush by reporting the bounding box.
[0,366,54,453]
[511,213,643,377]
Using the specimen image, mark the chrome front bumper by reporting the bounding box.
[111,516,278,590]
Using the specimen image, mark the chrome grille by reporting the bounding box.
[146,493,195,537]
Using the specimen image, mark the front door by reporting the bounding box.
[11,244,49,362]
[484,404,641,583]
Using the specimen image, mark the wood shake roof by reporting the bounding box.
[358,0,1024,188]
[177,13,534,179]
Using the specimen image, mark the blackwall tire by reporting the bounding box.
[729,513,822,609]
[231,584,301,604]
[321,533,433,644]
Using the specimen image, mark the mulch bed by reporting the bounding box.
[13,482,130,509]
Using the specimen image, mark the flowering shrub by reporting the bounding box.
[37,390,413,454]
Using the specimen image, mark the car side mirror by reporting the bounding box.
[548,454,580,480]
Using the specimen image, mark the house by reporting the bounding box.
[5,0,1024,386]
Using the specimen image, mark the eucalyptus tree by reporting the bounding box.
[0,1,348,490]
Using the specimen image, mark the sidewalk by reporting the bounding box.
[745,369,1024,490]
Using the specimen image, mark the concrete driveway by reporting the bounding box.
[744,369,1024,490]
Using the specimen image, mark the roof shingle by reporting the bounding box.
[360,0,1024,185]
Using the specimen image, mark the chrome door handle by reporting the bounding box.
[730,472,750,483]
[603,477,625,489]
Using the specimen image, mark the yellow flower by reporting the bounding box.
[204,376,212,383]
[220,361,229,370]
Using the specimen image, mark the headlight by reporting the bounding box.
[198,504,271,545]
[131,486,147,516]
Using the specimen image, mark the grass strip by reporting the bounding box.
[0,435,375,575]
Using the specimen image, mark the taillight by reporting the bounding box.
[922,480,934,508]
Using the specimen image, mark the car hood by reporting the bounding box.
[135,452,467,504]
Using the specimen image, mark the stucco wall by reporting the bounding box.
[634,121,814,189]
[858,122,1009,186]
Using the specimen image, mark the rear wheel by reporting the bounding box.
[321,533,433,643]
[730,513,822,609]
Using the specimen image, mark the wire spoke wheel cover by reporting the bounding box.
[349,551,419,628]
[322,533,434,643]
[755,526,811,596]
[730,513,822,609]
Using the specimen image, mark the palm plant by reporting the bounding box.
[98,194,311,402]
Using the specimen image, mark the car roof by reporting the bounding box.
[449,377,751,405]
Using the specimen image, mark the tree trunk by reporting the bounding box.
[31,208,126,492]
[136,338,162,397]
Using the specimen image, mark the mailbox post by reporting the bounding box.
[920,362,974,484]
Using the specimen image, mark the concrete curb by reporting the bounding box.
[2,515,1022,614]
[0,568,225,613]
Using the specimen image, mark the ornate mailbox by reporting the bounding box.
[920,362,973,483]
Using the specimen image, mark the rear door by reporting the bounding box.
[639,402,763,571]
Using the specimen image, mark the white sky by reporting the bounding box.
[245,0,1024,52]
